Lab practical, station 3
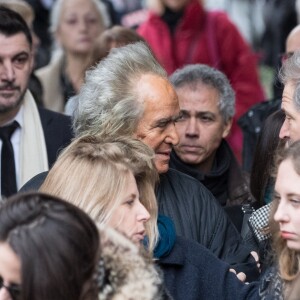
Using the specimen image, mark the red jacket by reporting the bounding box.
[138,0,265,161]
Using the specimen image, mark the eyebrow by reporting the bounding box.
[181,109,215,117]
[154,112,182,127]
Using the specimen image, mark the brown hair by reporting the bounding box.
[269,141,300,284]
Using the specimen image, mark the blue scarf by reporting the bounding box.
[153,215,176,259]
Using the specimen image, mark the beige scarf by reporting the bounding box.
[19,91,48,188]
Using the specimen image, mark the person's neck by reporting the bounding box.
[64,52,93,93]
[161,6,184,33]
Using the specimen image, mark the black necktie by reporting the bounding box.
[0,121,19,198]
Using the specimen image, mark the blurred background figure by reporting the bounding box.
[138,0,265,162]
[65,25,146,116]
[96,25,146,61]
[204,0,265,51]
[260,0,297,100]
[35,0,109,113]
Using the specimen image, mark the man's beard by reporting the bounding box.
[0,84,24,114]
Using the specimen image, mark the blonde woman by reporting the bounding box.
[259,141,300,299]
[40,136,159,253]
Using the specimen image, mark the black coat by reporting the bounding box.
[156,169,259,281]
[38,107,73,167]
[158,236,259,300]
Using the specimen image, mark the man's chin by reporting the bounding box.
[155,161,169,174]
[176,152,203,165]
[0,95,23,114]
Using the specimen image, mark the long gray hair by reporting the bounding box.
[73,42,167,137]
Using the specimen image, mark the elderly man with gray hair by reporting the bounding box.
[279,50,300,144]
[169,64,254,230]
[72,42,259,280]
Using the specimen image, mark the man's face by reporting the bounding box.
[174,84,232,172]
[279,82,300,144]
[0,33,33,123]
[134,74,180,174]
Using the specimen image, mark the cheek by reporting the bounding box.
[175,123,186,137]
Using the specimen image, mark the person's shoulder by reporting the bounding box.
[35,55,63,78]
[164,168,212,192]
[19,171,49,192]
[38,107,71,124]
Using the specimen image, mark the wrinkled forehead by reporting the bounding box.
[136,73,179,107]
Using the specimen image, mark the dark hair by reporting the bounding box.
[0,6,32,47]
[96,25,146,61]
[250,110,286,206]
[0,192,99,300]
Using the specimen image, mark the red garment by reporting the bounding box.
[138,0,265,162]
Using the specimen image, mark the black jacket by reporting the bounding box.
[169,140,252,207]
[38,107,73,167]
[156,169,259,281]
[159,236,259,300]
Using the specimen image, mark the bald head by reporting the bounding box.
[286,24,300,53]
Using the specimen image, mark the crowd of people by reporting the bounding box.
[0,0,300,299]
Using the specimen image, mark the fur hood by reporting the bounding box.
[97,226,168,300]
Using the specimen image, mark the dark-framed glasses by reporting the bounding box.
[0,276,21,300]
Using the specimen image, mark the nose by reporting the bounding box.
[279,118,289,140]
[165,123,180,146]
[78,19,88,31]
[274,201,289,223]
[186,117,199,137]
[0,61,16,82]
[137,201,150,223]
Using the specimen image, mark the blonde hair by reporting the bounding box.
[269,141,300,295]
[40,135,159,253]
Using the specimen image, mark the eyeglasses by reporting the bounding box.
[280,51,294,63]
[0,276,21,300]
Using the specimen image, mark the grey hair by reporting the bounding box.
[279,50,300,111]
[170,64,235,123]
[73,41,167,137]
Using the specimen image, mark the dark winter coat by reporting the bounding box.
[156,169,260,281]
[158,236,259,300]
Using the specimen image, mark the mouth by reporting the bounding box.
[156,150,171,157]
[180,145,201,151]
[133,230,146,242]
[280,231,296,239]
